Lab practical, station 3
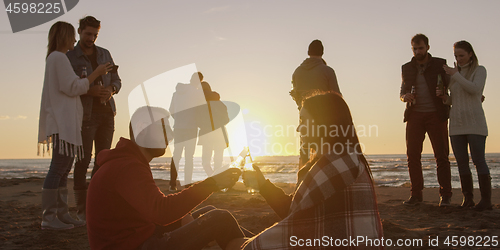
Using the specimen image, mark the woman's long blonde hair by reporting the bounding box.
[46,21,75,59]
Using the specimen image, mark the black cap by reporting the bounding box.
[308,40,324,56]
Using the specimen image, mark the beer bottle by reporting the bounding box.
[80,67,87,78]
[411,86,416,105]
[437,74,444,96]
[96,80,106,105]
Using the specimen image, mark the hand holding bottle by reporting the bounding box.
[211,168,242,190]
[402,93,415,103]
[436,87,447,101]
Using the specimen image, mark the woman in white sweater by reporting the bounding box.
[38,21,111,229]
[437,40,491,211]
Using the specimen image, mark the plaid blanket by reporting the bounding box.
[244,151,384,250]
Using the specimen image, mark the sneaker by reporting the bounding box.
[439,196,452,207]
[403,196,422,206]
[169,186,177,192]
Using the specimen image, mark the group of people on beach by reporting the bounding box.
[399,34,491,211]
[37,14,490,250]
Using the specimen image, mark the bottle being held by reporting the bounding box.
[80,67,87,78]
[96,80,107,106]
[411,85,416,105]
[242,161,259,194]
[436,74,444,96]
[221,147,249,192]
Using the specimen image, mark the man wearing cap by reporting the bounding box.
[290,39,341,168]
[86,106,247,250]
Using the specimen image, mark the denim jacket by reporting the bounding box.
[66,42,122,121]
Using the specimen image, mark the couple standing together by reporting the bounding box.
[38,16,121,229]
[399,34,491,210]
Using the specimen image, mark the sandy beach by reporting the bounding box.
[1,178,500,250]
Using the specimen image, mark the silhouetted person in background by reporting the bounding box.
[169,72,206,190]
[290,39,341,169]
[198,81,229,176]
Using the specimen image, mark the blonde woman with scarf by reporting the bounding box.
[38,21,111,230]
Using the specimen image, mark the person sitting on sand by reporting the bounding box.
[242,91,384,249]
[86,106,248,250]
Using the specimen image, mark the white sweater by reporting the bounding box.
[446,64,488,136]
[38,51,89,157]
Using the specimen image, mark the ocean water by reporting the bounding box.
[1,154,499,188]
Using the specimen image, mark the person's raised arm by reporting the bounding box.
[252,165,293,219]
[444,63,487,95]
[86,63,112,85]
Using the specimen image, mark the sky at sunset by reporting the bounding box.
[1,0,499,159]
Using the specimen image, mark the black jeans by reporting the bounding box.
[141,208,244,250]
[73,112,114,190]
[450,134,490,176]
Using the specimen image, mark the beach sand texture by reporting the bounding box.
[1,178,500,250]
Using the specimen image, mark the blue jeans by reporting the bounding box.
[141,208,244,250]
[74,112,114,190]
[450,134,490,176]
[43,135,75,189]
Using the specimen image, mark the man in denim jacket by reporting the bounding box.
[66,16,122,222]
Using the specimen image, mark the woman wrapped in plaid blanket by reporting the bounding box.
[241,91,384,250]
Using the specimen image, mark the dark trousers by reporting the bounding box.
[450,134,490,176]
[73,112,114,190]
[406,111,452,197]
[141,208,244,250]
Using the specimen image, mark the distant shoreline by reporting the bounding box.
[2,152,500,160]
[1,178,500,249]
